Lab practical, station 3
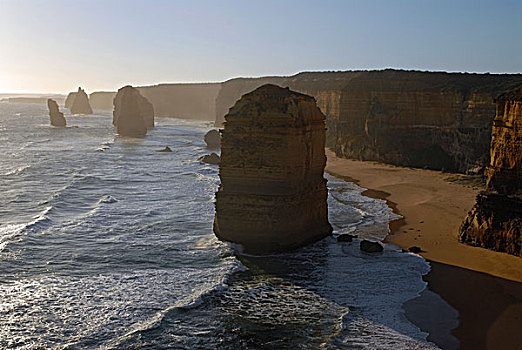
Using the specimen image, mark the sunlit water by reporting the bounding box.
[0,103,439,349]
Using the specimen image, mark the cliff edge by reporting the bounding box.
[459,86,522,256]
[214,84,332,253]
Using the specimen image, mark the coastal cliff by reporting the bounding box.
[47,99,66,127]
[215,70,522,172]
[113,86,154,137]
[70,87,93,115]
[214,84,332,253]
[89,91,116,110]
[86,84,221,120]
[459,86,522,256]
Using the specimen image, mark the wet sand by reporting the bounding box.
[325,149,522,350]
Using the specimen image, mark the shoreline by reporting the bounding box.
[325,149,522,350]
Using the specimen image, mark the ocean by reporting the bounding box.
[0,102,439,349]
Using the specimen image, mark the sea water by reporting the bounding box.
[0,103,439,349]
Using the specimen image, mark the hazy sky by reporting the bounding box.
[1,0,521,93]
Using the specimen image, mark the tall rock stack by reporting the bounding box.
[47,99,66,127]
[459,86,522,256]
[70,87,93,115]
[113,86,155,137]
[214,84,332,253]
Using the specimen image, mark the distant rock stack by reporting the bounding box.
[214,84,332,253]
[47,99,66,127]
[64,92,77,109]
[70,87,93,115]
[459,86,522,256]
[204,129,221,148]
[113,86,155,137]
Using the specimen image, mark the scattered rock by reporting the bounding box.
[408,246,424,253]
[47,99,66,127]
[360,240,383,253]
[337,234,356,242]
[156,146,172,152]
[199,153,220,164]
[204,129,221,148]
[70,87,93,115]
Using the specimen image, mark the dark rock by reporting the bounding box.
[70,87,93,114]
[113,86,154,137]
[47,99,66,127]
[214,84,332,253]
[337,234,356,242]
[408,246,424,253]
[360,240,383,253]
[204,129,221,148]
[199,153,220,164]
[156,146,172,153]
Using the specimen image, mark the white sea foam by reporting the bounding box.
[0,206,52,252]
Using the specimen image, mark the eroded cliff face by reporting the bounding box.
[459,86,522,257]
[113,86,154,137]
[214,84,332,253]
[215,70,522,172]
[47,99,66,127]
[89,92,116,110]
[70,87,93,115]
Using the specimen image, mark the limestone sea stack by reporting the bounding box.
[70,87,93,115]
[113,86,155,137]
[47,99,66,127]
[459,86,522,256]
[213,84,332,253]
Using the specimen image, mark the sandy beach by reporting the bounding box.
[325,149,522,350]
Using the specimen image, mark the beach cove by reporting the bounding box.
[326,149,522,350]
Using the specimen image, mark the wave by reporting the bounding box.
[1,164,30,176]
[101,256,245,350]
[0,206,53,252]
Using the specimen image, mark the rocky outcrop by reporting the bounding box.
[70,87,93,115]
[199,153,220,164]
[360,240,383,253]
[47,99,66,127]
[156,146,172,153]
[215,70,522,172]
[459,86,522,257]
[112,86,154,137]
[204,129,221,148]
[213,84,332,253]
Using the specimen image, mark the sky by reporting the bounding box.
[0,0,521,94]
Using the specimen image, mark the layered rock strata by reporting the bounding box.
[214,70,522,172]
[47,99,66,127]
[459,86,522,256]
[70,87,93,115]
[214,84,332,253]
[113,86,154,137]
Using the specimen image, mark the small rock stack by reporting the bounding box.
[70,87,93,115]
[113,86,155,137]
[459,86,522,256]
[47,99,66,127]
[214,84,332,253]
